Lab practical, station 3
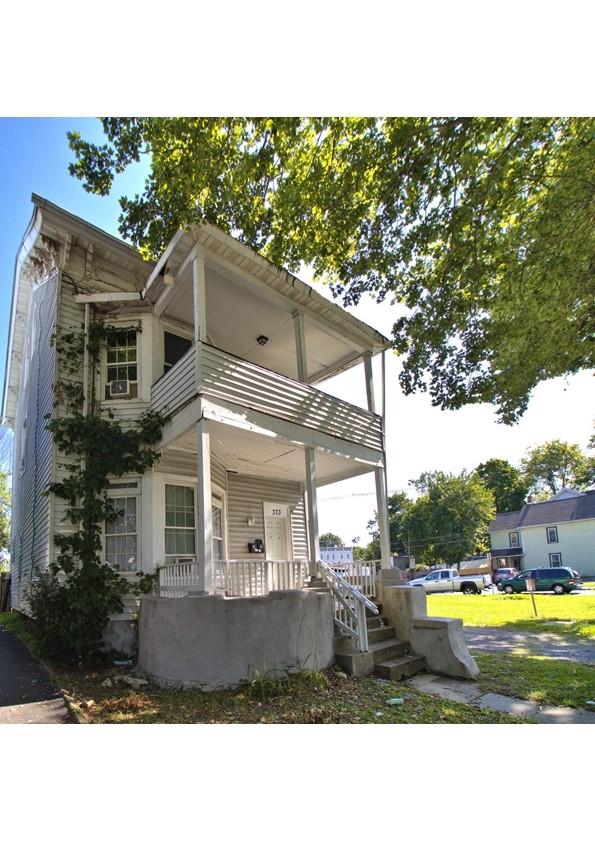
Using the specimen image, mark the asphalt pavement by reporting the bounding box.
[0,624,71,723]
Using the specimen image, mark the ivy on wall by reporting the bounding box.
[29,316,165,662]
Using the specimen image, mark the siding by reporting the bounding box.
[10,274,58,610]
[520,520,595,577]
[226,473,308,562]
[156,448,227,488]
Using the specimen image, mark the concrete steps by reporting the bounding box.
[375,654,427,681]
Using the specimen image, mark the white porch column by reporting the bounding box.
[364,353,391,570]
[293,311,320,576]
[196,414,214,593]
[192,248,207,391]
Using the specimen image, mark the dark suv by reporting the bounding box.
[501,567,581,595]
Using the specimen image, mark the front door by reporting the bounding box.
[263,503,292,561]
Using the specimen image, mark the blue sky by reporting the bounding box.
[0,118,593,542]
[0,117,148,398]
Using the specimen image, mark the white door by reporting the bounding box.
[263,503,292,561]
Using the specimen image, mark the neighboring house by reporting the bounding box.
[2,195,393,614]
[320,546,353,563]
[488,491,595,578]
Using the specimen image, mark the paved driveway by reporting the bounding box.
[0,625,72,723]
[463,625,595,664]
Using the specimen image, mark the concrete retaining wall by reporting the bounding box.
[138,589,334,690]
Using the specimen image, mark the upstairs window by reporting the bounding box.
[105,329,138,399]
[509,531,520,548]
[546,526,559,544]
[164,331,192,375]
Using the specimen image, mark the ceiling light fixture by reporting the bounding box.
[257,335,269,346]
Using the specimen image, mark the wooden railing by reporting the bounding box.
[151,341,383,452]
[317,560,379,652]
[159,559,309,598]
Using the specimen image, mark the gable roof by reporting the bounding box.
[489,491,595,531]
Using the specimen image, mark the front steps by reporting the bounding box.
[334,601,426,681]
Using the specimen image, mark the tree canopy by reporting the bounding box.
[474,458,529,513]
[319,532,344,548]
[402,471,495,567]
[68,117,595,423]
[521,439,595,495]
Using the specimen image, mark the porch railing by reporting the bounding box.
[317,560,379,652]
[326,561,377,599]
[151,341,384,452]
[159,559,309,598]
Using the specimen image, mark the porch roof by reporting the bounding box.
[142,224,392,384]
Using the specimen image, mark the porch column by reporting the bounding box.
[192,248,207,391]
[196,413,214,593]
[293,311,320,576]
[364,353,391,570]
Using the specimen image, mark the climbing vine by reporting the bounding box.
[29,316,165,662]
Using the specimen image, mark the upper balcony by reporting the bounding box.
[151,340,384,453]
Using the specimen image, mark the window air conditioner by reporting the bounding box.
[109,379,131,398]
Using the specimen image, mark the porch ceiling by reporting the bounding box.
[161,262,367,384]
[168,420,375,487]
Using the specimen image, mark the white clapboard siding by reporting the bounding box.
[151,341,383,451]
[226,473,308,562]
[10,275,58,611]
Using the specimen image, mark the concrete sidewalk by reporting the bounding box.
[463,626,595,664]
[0,625,72,724]
[407,672,595,724]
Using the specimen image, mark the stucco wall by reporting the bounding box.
[138,589,334,689]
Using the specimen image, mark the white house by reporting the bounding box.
[2,195,401,670]
[320,546,354,563]
[488,490,595,578]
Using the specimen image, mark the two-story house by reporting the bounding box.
[3,195,393,613]
[488,489,595,578]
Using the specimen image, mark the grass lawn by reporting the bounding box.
[582,582,595,589]
[0,611,522,724]
[427,592,595,640]
[475,653,595,709]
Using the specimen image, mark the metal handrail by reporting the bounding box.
[318,560,379,652]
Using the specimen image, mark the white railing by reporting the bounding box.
[159,559,200,597]
[317,560,379,652]
[159,559,309,597]
[151,341,384,452]
[326,561,378,599]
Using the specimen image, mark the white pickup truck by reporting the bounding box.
[409,568,485,594]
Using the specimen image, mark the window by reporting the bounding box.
[165,484,196,557]
[164,331,192,374]
[546,526,559,544]
[427,572,440,580]
[105,329,138,399]
[105,496,138,571]
[509,531,520,548]
[440,571,450,579]
[212,500,224,561]
[549,552,562,567]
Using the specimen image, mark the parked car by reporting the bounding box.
[493,567,517,587]
[409,568,485,594]
[500,567,582,595]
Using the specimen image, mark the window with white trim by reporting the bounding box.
[509,531,519,548]
[212,499,224,561]
[105,494,138,571]
[165,484,196,558]
[105,329,138,399]
[546,526,559,544]
[549,552,562,567]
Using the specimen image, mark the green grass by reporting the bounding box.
[0,611,522,724]
[582,582,595,589]
[427,593,595,640]
[475,653,595,709]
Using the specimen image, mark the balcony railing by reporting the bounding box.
[151,341,383,451]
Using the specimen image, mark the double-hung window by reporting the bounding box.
[546,526,559,544]
[509,531,520,548]
[105,494,139,571]
[165,485,196,559]
[212,499,224,561]
[106,329,138,399]
[549,552,562,567]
